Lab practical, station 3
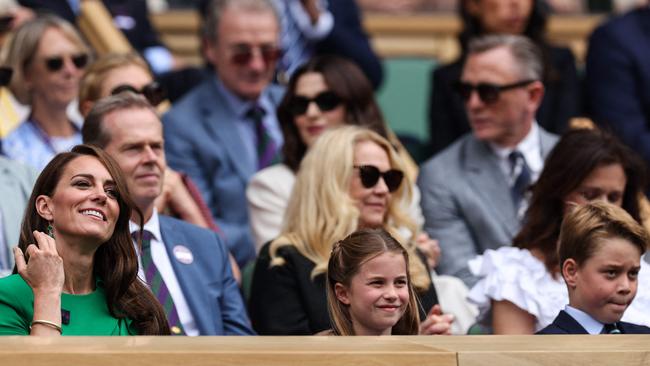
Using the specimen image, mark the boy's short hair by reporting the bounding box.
[559,201,649,269]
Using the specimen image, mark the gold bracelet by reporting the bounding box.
[30,319,62,334]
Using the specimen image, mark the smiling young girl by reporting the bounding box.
[326,228,420,335]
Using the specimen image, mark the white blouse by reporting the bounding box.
[468,246,650,332]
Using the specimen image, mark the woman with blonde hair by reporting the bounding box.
[2,14,90,171]
[249,126,452,335]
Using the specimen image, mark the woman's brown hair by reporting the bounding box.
[326,228,420,335]
[17,144,170,335]
[276,55,389,172]
[513,129,646,273]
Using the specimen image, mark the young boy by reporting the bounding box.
[537,201,650,334]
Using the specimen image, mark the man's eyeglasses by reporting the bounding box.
[111,82,166,106]
[289,91,341,116]
[0,67,12,87]
[230,44,282,66]
[453,79,536,104]
[44,53,89,72]
[354,165,404,193]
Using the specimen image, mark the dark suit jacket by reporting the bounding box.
[428,45,579,156]
[158,215,254,335]
[585,7,650,167]
[536,310,650,335]
[315,0,383,89]
[249,242,438,335]
[163,76,285,268]
[18,0,164,52]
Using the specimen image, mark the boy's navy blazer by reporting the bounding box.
[537,310,650,335]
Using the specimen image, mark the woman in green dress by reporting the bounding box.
[0,144,169,335]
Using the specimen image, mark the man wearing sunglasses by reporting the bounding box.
[163,0,284,268]
[82,92,254,336]
[418,35,558,287]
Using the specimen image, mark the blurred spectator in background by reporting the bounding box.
[2,15,89,171]
[163,0,284,268]
[428,0,579,157]
[585,2,650,179]
[17,0,179,75]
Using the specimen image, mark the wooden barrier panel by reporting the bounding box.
[2,335,649,366]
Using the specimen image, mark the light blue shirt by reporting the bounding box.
[564,305,605,335]
[214,78,283,170]
[3,119,82,172]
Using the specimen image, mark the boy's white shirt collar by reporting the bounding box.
[564,305,606,335]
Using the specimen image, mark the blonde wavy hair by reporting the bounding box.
[269,126,431,290]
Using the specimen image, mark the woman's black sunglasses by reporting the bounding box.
[289,91,341,116]
[354,165,404,192]
[110,82,166,106]
[44,53,88,72]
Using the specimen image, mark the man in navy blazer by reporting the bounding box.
[537,310,650,335]
[585,5,650,170]
[163,0,284,267]
[82,93,253,336]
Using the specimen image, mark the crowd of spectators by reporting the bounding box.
[0,0,649,337]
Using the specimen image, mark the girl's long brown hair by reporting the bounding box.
[17,145,170,335]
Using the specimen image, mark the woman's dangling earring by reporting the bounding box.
[47,223,55,238]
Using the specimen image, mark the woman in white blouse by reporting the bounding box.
[468,128,650,333]
[246,55,430,259]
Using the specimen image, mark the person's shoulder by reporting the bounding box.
[0,274,31,297]
[164,78,217,119]
[159,215,223,244]
[620,321,650,334]
[420,133,474,175]
[590,8,646,43]
[250,164,294,187]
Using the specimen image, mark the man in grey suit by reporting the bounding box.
[82,93,253,335]
[418,35,558,286]
[163,0,284,267]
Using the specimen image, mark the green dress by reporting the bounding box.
[0,274,137,335]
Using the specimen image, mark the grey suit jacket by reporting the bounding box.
[0,157,37,272]
[163,75,285,267]
[417,129,558,286]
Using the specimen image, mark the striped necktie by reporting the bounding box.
[133,230,185,335]
[247,105,278,170]
[601,323,621,334]
[509,150,532,208]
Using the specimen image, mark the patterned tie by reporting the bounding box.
[133,230,185,335]
[601,323,622,334]
[509,150,532,209]
[247,105,279,170]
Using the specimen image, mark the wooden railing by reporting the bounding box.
[2,335,648,366]
[150,11,605,65]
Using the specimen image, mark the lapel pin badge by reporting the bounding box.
[173,245,194,264]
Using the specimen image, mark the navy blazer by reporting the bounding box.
[159,215,254,335]
[585,7,650,167]
[315,0,383,89]
[163,76,285,268]
[537,310,650,335]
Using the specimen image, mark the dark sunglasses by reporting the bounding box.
[453,79,535,104]
[0,66,12,87]
[289,91,341,116]
[44,53,89,72]
[354,165,404,193]
[231,44,282,66]
[111,82,166,106]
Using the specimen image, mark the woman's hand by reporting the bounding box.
[14,230,64,295]
[415,233,441,270]
[419,304,454,335]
